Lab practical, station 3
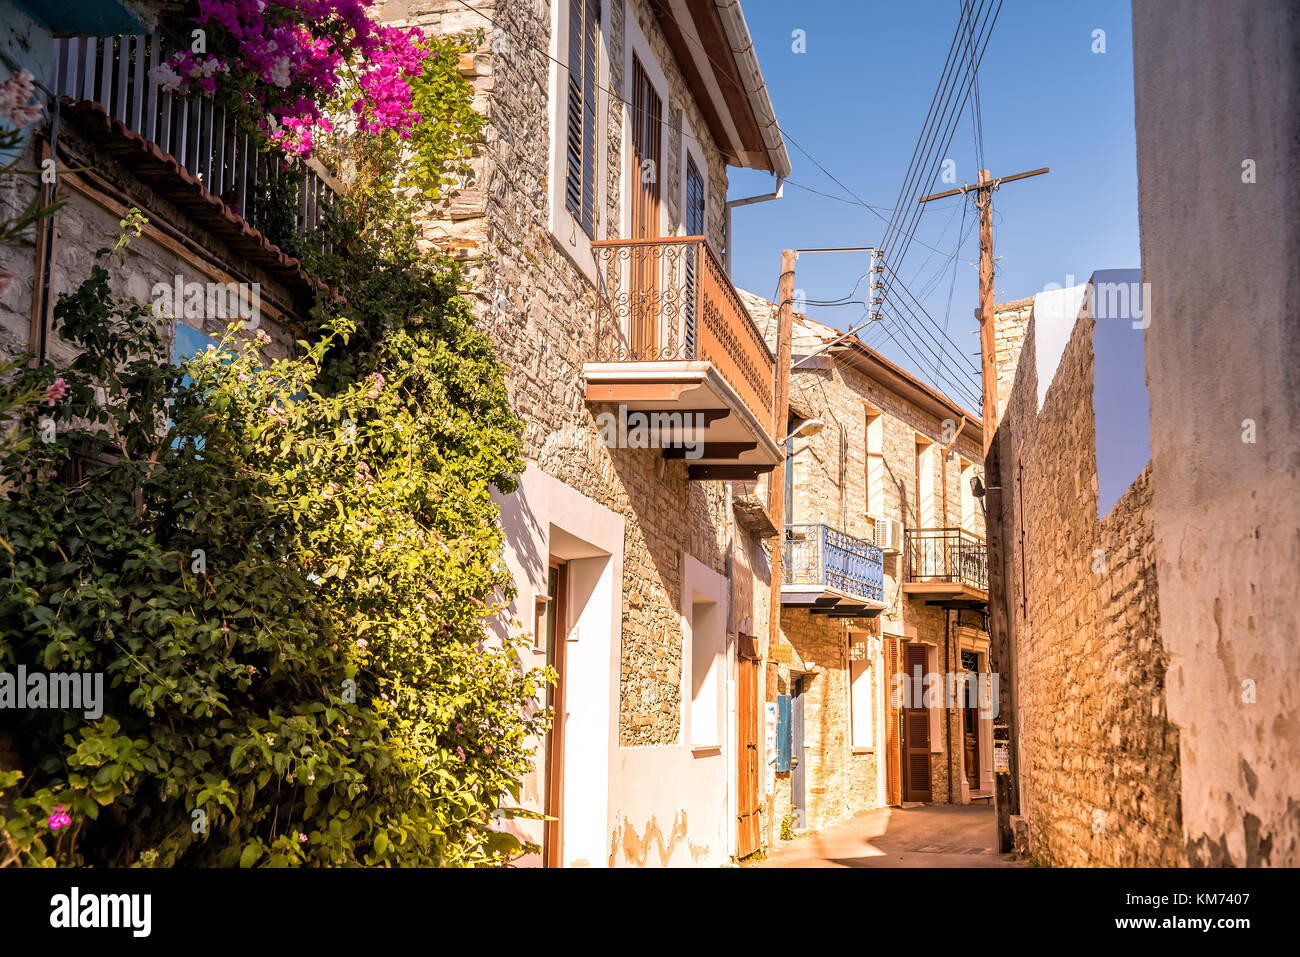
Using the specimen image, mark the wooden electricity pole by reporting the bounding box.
[763,248,796,852]
[768,249,797,649]
[919,166,1047,852]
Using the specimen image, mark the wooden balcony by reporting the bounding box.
[902,527,989,608]
[51,34,337,239]
[585,237,780,481]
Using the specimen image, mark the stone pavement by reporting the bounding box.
[751,804,1026,868]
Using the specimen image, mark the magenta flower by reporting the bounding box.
[48,807,72,831]
[255,328,272,345]
[456,747,466,762]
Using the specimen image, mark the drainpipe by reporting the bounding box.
[946,608,955,804]
[724,481,736,858]
[724,176,784,275]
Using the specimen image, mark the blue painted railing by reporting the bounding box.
[783,523,885,604]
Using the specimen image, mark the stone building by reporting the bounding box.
[385,0,792,865]
[739,293,993,835]
[987,0,1299,869]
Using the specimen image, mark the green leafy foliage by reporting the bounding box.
[0,225,542,865]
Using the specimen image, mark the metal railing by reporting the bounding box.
[783,523,884,604]
[592,237,776,434]
[51,33,335,237]
[905,527,988,591]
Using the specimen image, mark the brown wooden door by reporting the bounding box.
[902,643,931,802]
[629,56,662,358]
[884,637,901,805]
[543,561,568,867]
[962,651,980,788]
[736,638,761,858]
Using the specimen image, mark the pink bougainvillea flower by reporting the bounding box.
[297,831,308,843]
[44,377,69,406]
[255,328,272,345]
[456,746,466,762]
[48,806,72,831]
[356,638,368,651]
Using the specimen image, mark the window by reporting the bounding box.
[690,598,722,749]
[914,435,935,528]
[850,638,874,750]
[960,458,978,533]
[865,410,883,519]
[565,0,600,237]
[683,156,704,355]
[685,156,705,236]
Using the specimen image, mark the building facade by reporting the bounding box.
[740,294,992,835]
[388,0,793,865]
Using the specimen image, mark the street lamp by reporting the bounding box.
[782,417,825,442]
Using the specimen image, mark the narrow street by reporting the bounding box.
[753,806,1024,869]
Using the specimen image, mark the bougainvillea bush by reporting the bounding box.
[0,217,541,866]
[151,0,427,155]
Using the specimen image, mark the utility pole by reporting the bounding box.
[769,248,797,645]
[765,248,796,852]
[919,165,1047,853]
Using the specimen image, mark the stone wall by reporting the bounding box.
[387,0,748,749]
[994,297,1184,866]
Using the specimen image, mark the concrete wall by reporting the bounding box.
[1132,0,1300,866]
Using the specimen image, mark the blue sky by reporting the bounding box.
[726,0,1140,411]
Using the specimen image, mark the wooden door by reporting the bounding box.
[902,643,932,802]
[961,650,980,788]
[542,561,568,867]
[629,56,662,358]
[884,638,901,805]
[735,638,761,858]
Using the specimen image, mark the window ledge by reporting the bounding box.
[852,746,875,755]
[691,744,722,757]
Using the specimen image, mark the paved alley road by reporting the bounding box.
[752,805,1025,868]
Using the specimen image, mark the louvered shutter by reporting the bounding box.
[565,0,599,237]
[902,643,932,800]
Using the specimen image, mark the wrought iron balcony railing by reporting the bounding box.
[591,237,776,434]
[905,527,988,592]
[783,523,885,605]
[51,33,336,238]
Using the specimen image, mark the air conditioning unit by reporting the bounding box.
[872,516,903,554]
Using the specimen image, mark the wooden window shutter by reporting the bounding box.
[565,0,599,236]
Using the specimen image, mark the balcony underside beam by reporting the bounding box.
[662,441,757,459]
[687,464,775,481]
[809,605,883,618]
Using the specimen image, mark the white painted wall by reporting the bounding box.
[492,465,624,867]
[1133,0,1300,866]
[607,552,731,866]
